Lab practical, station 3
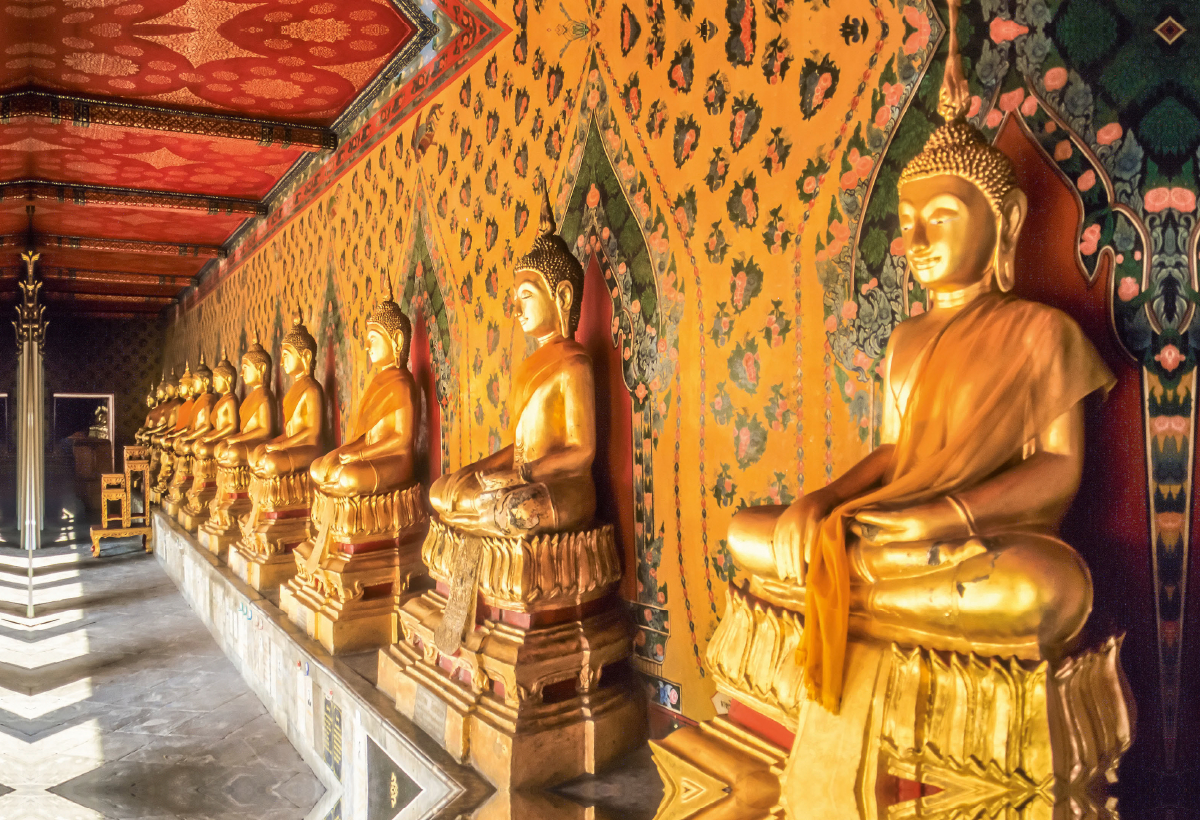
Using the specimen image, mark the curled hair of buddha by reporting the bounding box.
[515,189,585,336]
[242,333,272,371]
[367,274,412,362]
[897,0,1019,220]
[282,310,318,364]
[213,348,237,383]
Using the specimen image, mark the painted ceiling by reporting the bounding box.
[0,0,452,316]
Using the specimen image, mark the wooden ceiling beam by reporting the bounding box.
[41,291,174,308]
[0,234,225,258]
[0,89,336,152]
[0,180,266,216]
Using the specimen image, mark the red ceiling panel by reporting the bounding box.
[3,200,247,246]
[37,249,209,278]
[0,0,417,125]
[0,118,306,198]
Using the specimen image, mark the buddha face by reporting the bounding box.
[242,360,260,387]
[214,372,232,394]
[898,174,998,293]
[515,269,568,339]
[281,345,310,377]
[367,326,398,367]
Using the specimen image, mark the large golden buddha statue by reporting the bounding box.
[180,351,240,533]
[203,338,278,558]
[229,317,325,591]
[652,7,1132,817]
[135,387,158,446]
[166,356,216,519]
[280,286,428,653]
[379,195,637,791]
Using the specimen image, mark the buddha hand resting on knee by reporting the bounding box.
[728,66,1114,711]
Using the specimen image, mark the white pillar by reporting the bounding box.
[15,251,46,553]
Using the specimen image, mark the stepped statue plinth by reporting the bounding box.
[180,351,240,534]
[229,317,324,592]
[202,338,278,559]
[166,356,215,521]
[651,4,1133,817]
[378,193,641,791]
[279,287,428,654]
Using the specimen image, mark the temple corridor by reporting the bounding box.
[0,543,325,820]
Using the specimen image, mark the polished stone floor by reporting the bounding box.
[0,543,326,820]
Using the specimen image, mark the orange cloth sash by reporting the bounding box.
[801,293,1115,712]
[509,338,589,440]
[174,399,195,431]
[239,387,266,427]
[351,367,410,439]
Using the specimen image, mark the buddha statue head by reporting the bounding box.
[192,353,214,395]
[281,312,317,378]
[163,369,179,401]
[146,387,157,409]
[213,349,237,395]
[178,363,193,400]
[241,335,272,387]
[897,0,1026,296]
[514,190,585,340]
[365,276,411,368]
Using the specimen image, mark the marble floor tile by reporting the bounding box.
[0,544,324,820]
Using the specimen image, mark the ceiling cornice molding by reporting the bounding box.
[0,89,337,152]
[1,180,266,216]
[0,234,226,258]
[41,291,175,307]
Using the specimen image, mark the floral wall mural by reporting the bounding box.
[161,0,1194,786]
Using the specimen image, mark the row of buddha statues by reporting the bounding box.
[135,8,1132,810]
[136,201,636,790]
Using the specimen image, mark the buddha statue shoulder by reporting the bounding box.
[308,280,420,498]
[726,47,1115,711]
[429,194,595,537]
[193,351,241,460]
[217,339,278,468]
[250,317,324,479]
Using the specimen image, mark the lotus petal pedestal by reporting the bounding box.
[377,518,643,790]
[198,464,252,559]
[280,484,428,655]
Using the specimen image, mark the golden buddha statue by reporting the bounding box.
[379,195,638,791]
[166,356,216,519]
[181,351,240,533]
[154,365,193,504]
[203,338,278,558]
[652,5,1132,816]
[229,317,325,592]
[135,387,158,446]
[280,286,428,653]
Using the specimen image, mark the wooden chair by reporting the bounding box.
[90,447,154,557]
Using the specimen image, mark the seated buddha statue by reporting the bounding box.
[167,358,216,516]
[308,282,420,499]
[651,19,1132,818]
[193,351,240,462]
[428,201,595,536]
[249,317,324,482]
[150,370,183,451]
[232,317,326,590]
[216,338,277,471]
[281,287,426,653]
[723,37,1114,714]
[182,352,240,531]
[135,387,158,445]
[154,366,194,497]
[204,339,278,554]
[381,199,638,788]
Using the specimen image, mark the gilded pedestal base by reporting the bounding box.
[378,519,642,790]
[178,456,218,533]
[229,471,314,592]
[651,587,1133,820]
[198,464,251,559]
[164,456,191,518]
[279,484,428,654]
